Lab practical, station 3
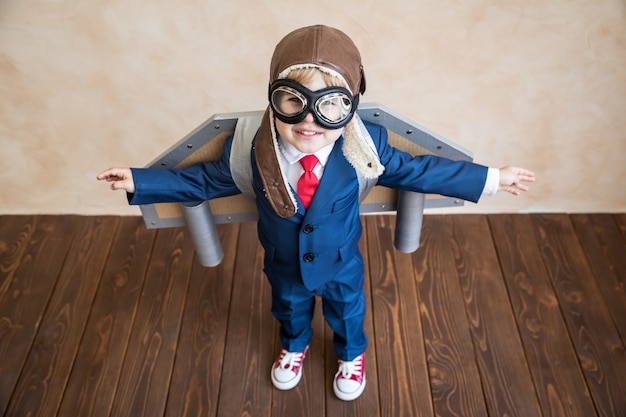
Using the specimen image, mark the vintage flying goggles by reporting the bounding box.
[269,79,359,129]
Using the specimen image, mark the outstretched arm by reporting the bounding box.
[498,166,535,195]
[97,167,135,193]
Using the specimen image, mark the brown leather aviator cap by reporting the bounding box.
[269,25,366,95]
[254,25,374,218]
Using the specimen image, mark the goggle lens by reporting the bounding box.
[316,93,353,123]
[271,86,308,117]
[269,79,357,129]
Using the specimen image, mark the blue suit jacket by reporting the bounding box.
[130,121,487,290]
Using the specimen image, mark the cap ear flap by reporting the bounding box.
[359,65,367,95]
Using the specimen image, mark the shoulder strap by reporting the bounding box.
[230,114,264,198]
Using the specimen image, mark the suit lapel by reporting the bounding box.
[306,137,357,215]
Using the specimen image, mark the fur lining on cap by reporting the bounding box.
[279,64,352,93]
[343,115,385,179]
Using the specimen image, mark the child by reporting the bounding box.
[97,25,535,401]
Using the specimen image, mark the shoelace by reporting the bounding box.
[338,355,364,379]
[277,350,305,371]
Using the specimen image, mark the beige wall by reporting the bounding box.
[1,0,625,215]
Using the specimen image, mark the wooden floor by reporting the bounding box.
[0,214,625,417]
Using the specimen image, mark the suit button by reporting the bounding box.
[303,253,315,262]
[303,224,314,234]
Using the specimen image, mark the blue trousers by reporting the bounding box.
[266,257,367,361]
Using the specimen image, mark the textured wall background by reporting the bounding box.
[1,0,625,215]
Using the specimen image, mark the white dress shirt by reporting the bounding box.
[278,139,334,190]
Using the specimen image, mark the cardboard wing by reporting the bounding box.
[138,103,473,266]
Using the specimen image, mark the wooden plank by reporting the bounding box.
[164,223,239,417]
[323,216,381,416]
[5,216,119,417]
[450,215,543,417]
[489,214,598,417]
[57,216,157,417]
[531,213,626,417]
[570,214,626,342]
[614,213,626,241]
[0,216,79,416]
[412,215,488,417]
[2,213,624,417]
[109,226,195,417]
[216,222,275,417]
[363,215,430,417]
[0,215,38,299]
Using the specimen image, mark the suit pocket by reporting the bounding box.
[339,241,362,268]
[331,193,355,213]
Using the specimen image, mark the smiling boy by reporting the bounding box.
[98,25,534,401]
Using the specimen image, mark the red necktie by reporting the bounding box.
[297,155,319,209]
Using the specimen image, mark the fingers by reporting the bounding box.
[503,183,528,195]
[97,167,126,182]
[499,166,536,196]
[97,167,135,193]
[514,168,536,184]
[110,180,125,191]
[511,182,529,194]
[512,168,535,193]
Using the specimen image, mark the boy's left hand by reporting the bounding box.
[498,166,535,195]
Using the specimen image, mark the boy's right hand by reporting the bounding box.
[97,167,135,193]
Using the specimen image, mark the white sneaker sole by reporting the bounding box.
[333,373,366,401]
[271,367,303,390]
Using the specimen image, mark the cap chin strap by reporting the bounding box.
[254,107,298,218]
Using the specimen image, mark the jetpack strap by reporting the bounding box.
[230,114,263,198]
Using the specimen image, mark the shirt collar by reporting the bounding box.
[278,137,335,167]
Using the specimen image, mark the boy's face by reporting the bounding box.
[274,71,344,154]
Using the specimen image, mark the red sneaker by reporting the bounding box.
[270,346,308,390]
[333,353,366,401]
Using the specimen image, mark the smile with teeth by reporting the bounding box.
[296,129,321,136]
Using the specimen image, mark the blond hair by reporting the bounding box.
[285,67,345,88]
